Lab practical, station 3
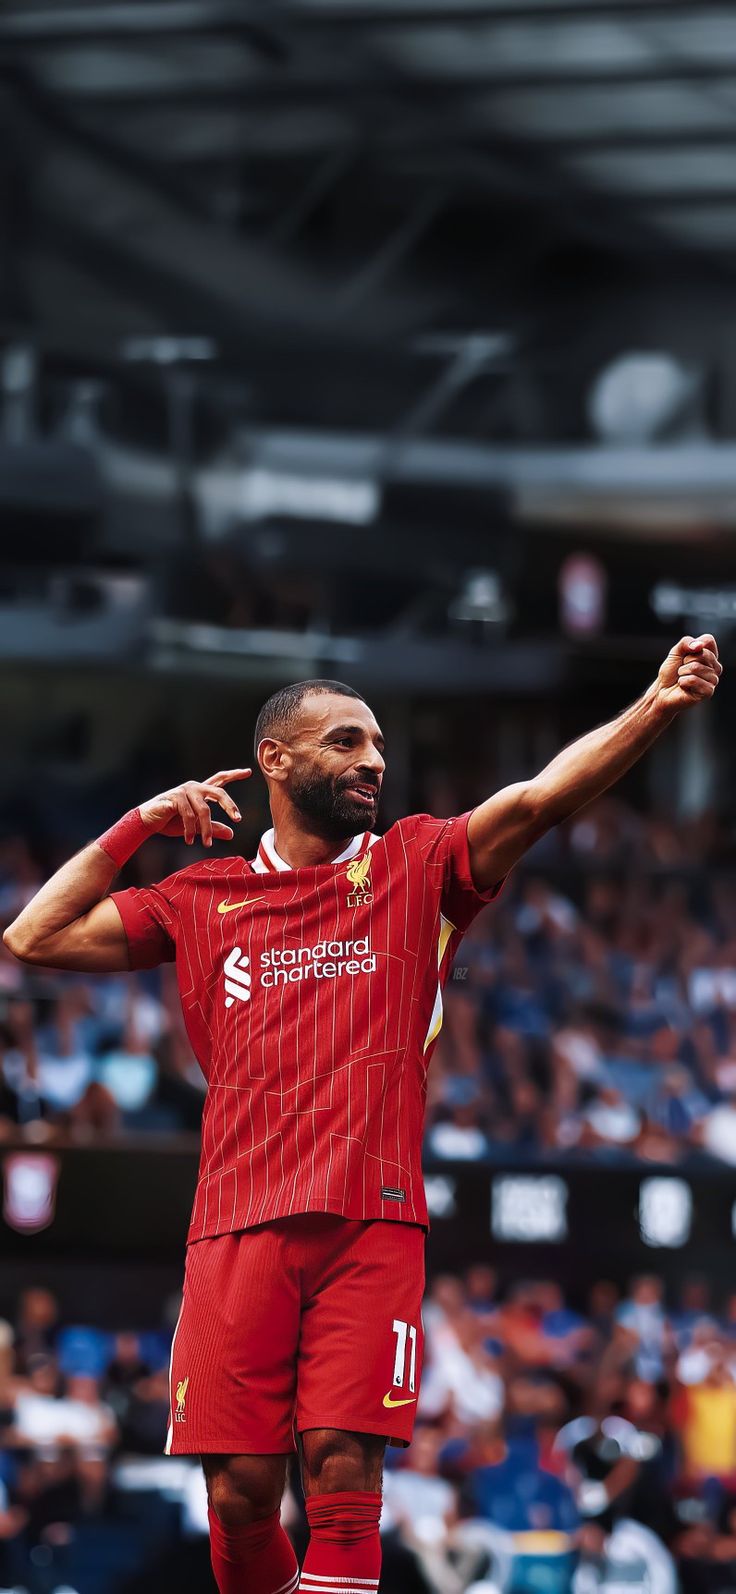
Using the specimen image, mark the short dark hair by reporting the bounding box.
[253,679,365,761]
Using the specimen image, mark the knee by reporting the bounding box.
[203,1455,287,1527]
[302,1429,384,1496]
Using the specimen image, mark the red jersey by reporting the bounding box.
[111,812,501,1240]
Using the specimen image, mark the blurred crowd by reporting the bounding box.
[0,1282,195,1592]
[3,1267,736,1592]
[0,833,206,1142]
[3,798,736,1168]
[428,797,736,1169]
[379,1262,736,1594]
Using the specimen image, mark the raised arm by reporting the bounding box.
[467,634,722,893]
[2,770,249,972]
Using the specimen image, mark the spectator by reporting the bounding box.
[464,1266,498,1325]
[464,1426,573,1524]
[674,1349,736,1483]
[426,1092,490,1161]
[616,1276,671,1383]
[579,1085,642,1151]
[457,1421,579,1594]
[12,1362,117,1462]
[14,1289,59,1375]
[588,1280,621,1342]
[697,1089,736,1166]
[672,1277,718,1350]
[382,1425,459,1594]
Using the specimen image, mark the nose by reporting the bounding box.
[360,747,385,780]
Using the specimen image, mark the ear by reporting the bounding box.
[257,738,291,782]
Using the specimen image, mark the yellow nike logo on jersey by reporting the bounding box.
[217,898,266,915]
[382,1391,417,1409]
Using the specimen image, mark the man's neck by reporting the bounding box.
[269,812,360,870]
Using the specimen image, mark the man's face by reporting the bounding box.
[633,1275,661,1306]
[280,693,386,838]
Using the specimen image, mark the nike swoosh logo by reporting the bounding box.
[217,898,266,915]
[382,1392,417,1410]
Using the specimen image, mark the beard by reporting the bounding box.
[290,767,379,838]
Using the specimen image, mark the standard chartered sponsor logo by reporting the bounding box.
[261,936,376,987]
[223,937,375,1005]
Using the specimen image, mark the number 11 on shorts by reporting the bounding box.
[392,1318,417,1392]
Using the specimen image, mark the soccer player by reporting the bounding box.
[4,634,721,1594]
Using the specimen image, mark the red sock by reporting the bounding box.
[301,1490,382,1593]
[208,1505,299,1594]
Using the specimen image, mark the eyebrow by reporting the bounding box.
[328,723,385,749]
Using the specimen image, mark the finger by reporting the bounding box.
[180,793,199,846]
[679,664,720,688]
[211,822,234,840]
[189,794,214,848]
[199,785,242,823]
[680,654,721,675]
[680,655,720,680]
[677,676,715,697]
[689,650,722,676]
[693,633,718,656]
[688,647,720,672]
[204,769,252,788]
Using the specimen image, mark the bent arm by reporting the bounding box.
[3,844,130,972]
[601,1454,641,1506]
[3,770,247,973]
[468,633,721,892]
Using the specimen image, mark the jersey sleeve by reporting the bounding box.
[109,877,180,971]
[411,810,506,934]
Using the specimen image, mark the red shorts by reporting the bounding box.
[165,1214,425,1455]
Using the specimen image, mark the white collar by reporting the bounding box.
[252,827,379,874]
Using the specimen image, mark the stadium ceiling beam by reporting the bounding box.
[148,621,566,697]
[402,135,690,275]
[97,119,736,166]
[623,189,736,208]
[541,129,736,155]
[385,88,736,282]
[0,0,726,35]
[244,426,736,504]
[266,147,356,247]
[68,64,736,112]
[1,69,427,359]
[387,334,514,450]
[293,0,736,20]
[0,2,286,49]
[408,149,736,221]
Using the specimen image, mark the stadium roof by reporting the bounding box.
[3,0,736,526]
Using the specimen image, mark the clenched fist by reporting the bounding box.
[656,634,722,711]
[139,768,252,847]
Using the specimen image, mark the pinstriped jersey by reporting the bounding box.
[111,811,501,1240]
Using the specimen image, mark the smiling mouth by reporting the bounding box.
[346,785,378,804]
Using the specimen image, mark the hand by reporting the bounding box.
[655,634,722,711]
[139,769,251,847]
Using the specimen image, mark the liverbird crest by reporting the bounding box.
[346,852,372,889]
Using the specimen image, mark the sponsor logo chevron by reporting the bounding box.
[224,947,252,1006]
